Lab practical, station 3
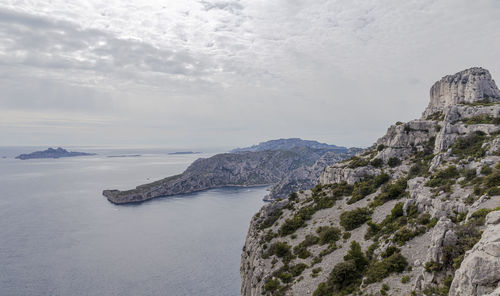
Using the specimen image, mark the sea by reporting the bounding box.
[0,147,266,296]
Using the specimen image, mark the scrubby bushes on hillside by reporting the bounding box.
[370,178,408,207]
[314,241,408,295]
[313,242,368,296]
[340,207,372,231]
[451,131,488,159]
[365,252,408,284]
[347,173,390,204]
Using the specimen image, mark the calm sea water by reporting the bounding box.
[0,147,265,296]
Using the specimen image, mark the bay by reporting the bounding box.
[0,147,265,296]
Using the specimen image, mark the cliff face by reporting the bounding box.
[241,67,500,296]
[103,147,355,204]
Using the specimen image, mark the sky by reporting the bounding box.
[1,0,500,150]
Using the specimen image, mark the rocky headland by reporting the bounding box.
[15,147,96,160]
[241,67,500,296]
[103,140,359,204]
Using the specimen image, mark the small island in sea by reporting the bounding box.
[15,147,97,160]
[168,151,201,155]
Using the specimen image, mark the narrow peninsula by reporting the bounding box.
[103,139,360,204]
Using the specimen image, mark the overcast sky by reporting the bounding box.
[1,0,500,150]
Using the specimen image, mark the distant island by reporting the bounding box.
[107,154,142,158]
[168,151,201,155]
[15,147,97,160]
[103,139,360,204]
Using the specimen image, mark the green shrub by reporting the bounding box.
[481,166,493,175]
[462,168,477,181]
[342,232,351,240]
[424,260,441,272]
[340,207,372,231]
[377,144,385,151]
[388,157,402,167]
[329,261,362,291]
[463,114,500,125]
[401,275,410,283]
[365,253,408,283]
[264,278,282,292]
[344,241,369,271]
[311,267,322,277]
[290,263,308,277]
[327,182,354,198]
[442,222,483,270]
[348,156,370,168]
[278,272,293,283]
[451,131,488,159]
[487,187,500,196]
[484,171,500,188]
[381,246,400,258]
[289,192,299,201]
[469,208,496,226]
[371,158,383,167]
[293,235,319,259]
[393,226,426,245]
[271,241,291,258]
[426,165,459,188]
[408,161,429,178]
[347,173,390,204]
[316,226,341,245]
[381,283,390,291]
[426,111,444,121]
[371,178,408,207]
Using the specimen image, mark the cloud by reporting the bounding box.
[0,1,500,148]
[0,9,212,78]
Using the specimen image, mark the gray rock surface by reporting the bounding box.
[449,211,500,296]
[423,67,500,118]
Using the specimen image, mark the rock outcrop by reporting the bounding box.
[449,211,500,296]
[241,67,500,296]
[103,146,356,204]
[423,67,500,118]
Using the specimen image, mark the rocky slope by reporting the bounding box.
[265,148,362,201]
[103,146,356,204]
[15,147,96,160]
[241,67,500,296]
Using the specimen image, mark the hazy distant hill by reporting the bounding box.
[230,138,348,153]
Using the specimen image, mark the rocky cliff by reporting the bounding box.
[241,67,500,296]
[103,146,356,204]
